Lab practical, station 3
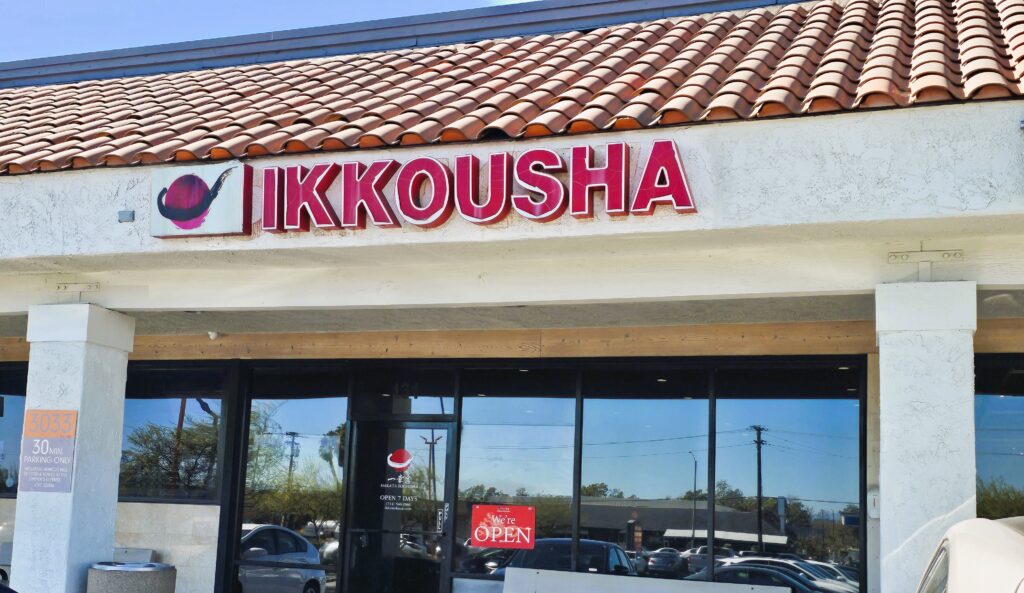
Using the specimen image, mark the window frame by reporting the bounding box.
[0,362,27,500]
[118,361,231,505]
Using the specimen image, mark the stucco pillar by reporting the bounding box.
[10,304,135,593]
[875,282,976,593]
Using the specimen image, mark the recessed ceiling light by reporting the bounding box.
[838,366,851,371]
[381,393,391,398]
[519,369,530,373]
[847,388,857,392]
[477,393,487,397]
[657,378,668,383]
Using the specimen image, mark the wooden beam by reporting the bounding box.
[541,321,877,357]
[976,318,1024,353]
[129,329,543,360]
[1,318,1019,362]
[0,337,26,362]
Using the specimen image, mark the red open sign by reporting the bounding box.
[470,505,536,550]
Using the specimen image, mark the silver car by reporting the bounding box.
[239,524,328,593]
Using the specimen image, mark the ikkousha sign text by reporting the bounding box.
[471,504,536,550]
[151,140,696,238]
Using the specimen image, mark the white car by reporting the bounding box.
[239,524,328,593]
[916,516,1024,593]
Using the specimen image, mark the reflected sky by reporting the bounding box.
[976,394,1024,489]
[458,397,861,516]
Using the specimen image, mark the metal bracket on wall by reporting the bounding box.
[55,282,100,302]
[887,249,964,281]
[55,282,100,293]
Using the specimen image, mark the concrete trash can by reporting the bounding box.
[88,562,176,593]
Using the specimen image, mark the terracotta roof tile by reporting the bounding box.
[3,0,1024,175]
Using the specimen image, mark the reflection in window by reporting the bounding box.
[456,371,576,576]
[120,397,222,499]
[714,398,860,589]
[352,369,455,416]
[975,394,1024,519]
[241,396,348,557]
[974,360,1024,520]
[0,394,25,494]
[581,380,710,579]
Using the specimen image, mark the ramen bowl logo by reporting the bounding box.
[387,449,413,472]
[156,168,233,230]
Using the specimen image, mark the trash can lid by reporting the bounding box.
[91,562,174,572]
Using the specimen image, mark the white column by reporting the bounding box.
[875,282,976,593]
[10,304,135,593]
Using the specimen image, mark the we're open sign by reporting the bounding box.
[471,504,536,550]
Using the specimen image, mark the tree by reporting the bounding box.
[978,478,1024,519]
[460,484,508,501]
[120,403,219,497]
[580,482,610,497]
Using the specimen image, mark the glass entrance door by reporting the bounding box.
[344,422,454,593]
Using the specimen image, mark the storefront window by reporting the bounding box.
[580,369,709,580]
[0,394,25,495]
[238,368,348,593]
[120,367,226,500]
[713,367,861,589]
[975,359,1024,520]
[351,368,455,417]
[455,369,576,576]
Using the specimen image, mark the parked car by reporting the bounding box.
[723,558,856,593]
[646,551,686,578]
[318,539,339,566]
[458,547,516,574]
[491,538,635,578]
[653,547,680,555]
[690,564,817,592]
[687,546,736,574]
[624,550,647,575]
[807,560,859,587]
[916,516,1024,593]
[238,524,328,593]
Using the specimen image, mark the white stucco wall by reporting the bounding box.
[876,282,978,593]
[0,101,1023,314]
[0,500,218,593]
[115,503,220,593]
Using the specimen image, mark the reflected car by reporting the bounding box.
[807,560,859,587]
[458,547,516,574]
[696,564,817,592]
[723,558,856,593]
[916,516,1024,593]
[646,551,685,578]
[624,551,648,575]
[318,539,339,565]
[238,524,328,593]
[491,539,635,577]
[687,546,736,574]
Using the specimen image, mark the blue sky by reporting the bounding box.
[1,0,532,63]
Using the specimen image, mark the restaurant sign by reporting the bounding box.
[151,140,695,238]
[471,504,536,550]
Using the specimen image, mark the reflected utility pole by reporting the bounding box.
[751,425,767,552]
[422,434,443,502]
[688,450,698,549]
[286,431,299,485]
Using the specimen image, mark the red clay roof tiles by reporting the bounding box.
[2,0,1023,176]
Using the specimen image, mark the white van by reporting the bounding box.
[916,517,1024,593]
